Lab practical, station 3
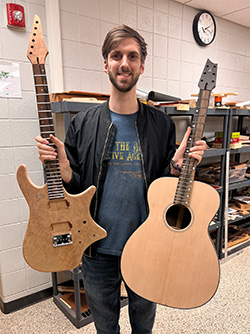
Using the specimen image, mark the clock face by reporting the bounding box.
[193,11,216,46]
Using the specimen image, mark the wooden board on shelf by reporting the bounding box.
[60,292,89,313]
[50,91,109,102]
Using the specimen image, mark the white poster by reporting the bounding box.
[0,63,22,98]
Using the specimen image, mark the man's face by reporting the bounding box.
[104,37,145,93]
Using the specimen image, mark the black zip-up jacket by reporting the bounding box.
[64,100,176,220]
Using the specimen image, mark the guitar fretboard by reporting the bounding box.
[33,64,64,200]
[174,89,211,206]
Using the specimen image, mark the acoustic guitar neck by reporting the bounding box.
[174,59,217,207]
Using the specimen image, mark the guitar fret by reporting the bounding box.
[49,195,64,200]
[49,192,64,197]
[41,131,55,135]
[46,173,61,177]
[47,174,62,183]
[34,74,46,77]
[32,62,65,201]
[47,179,63,184]
[48,194,64,199]
[46,170,60,177]
[174,84,213,206]
[40,125,54,128]
[48,188,64,193]
[39,117,53,121]
[46,161,60,166]
[47,183,62,187]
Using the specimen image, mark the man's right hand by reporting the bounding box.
[35,134,72,184]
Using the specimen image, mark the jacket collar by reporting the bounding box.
[101,98,146,123]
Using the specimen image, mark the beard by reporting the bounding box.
[107,69,141,93]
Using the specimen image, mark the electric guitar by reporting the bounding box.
[16,15,107,272]
[121,59,220,309]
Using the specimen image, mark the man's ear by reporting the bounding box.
[104,60,109,74]
[140,62,145,75]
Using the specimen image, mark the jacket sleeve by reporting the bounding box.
[161,118,176,177]
[63,118,83,194]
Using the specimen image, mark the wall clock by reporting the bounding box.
[192,10,216,46]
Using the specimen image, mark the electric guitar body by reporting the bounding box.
[121,59,220,309]
[17,15,107,272]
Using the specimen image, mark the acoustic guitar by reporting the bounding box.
[16,15,107,272]
[121,59,220,309]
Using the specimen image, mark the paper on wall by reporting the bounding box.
[0,63,22,98]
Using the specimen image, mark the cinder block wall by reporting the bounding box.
[0,0,250,310]
[0,0,51,308]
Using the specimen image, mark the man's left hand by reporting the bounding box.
[173,127,207,169]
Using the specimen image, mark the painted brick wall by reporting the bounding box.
[59,0,250,141]
[0,0,51,305]
[60,0,250,100]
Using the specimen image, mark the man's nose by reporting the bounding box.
[121,55,129,68]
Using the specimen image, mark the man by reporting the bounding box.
[36,25,206,334]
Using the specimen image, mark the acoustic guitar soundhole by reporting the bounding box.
[165,204,192,230]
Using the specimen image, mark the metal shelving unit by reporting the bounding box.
[52,268,128,328]
[224,108,250,257]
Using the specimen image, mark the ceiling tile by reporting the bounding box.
[174,0,250,27]
[223,7,250,28]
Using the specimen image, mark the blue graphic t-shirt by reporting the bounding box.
[96,110,147,256]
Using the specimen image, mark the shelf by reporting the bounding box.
[209,220,221,231]
[229,179,250,190]
[228,212,250,225]
[230,145,250,154]
[52,267,128,328]
[222,239,250,258]
[51,101,103,113]
[53,293,128,329]
[204,148,226,157]
[165,107,230,117]
[231,109,250,116]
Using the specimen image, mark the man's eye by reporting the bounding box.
[130,54,139,60]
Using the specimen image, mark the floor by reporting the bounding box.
[1,246,250,334]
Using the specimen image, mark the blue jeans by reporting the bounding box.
[81,252,156,334]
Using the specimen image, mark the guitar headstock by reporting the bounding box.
[198,59,217,91]
[27,15,48,65]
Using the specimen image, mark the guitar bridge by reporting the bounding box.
[52,233,72,247]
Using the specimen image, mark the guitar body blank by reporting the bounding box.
[121,177,220,309]
[17,165,107,272]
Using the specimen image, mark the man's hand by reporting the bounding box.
[35,134,72,184]
[172,127,207,173]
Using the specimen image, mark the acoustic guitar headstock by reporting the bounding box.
[198,58,217,91]
[27,15,48,65]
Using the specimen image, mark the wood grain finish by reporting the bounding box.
[17,15,107,272]
[121,177,220,308]
[17,165,107,272]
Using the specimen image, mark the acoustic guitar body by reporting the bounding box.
[17,164,107,272]
[121,177,220,309]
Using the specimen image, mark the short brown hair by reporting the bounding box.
[102,25,147,64]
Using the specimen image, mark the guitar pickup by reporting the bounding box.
[52,233,72,247]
